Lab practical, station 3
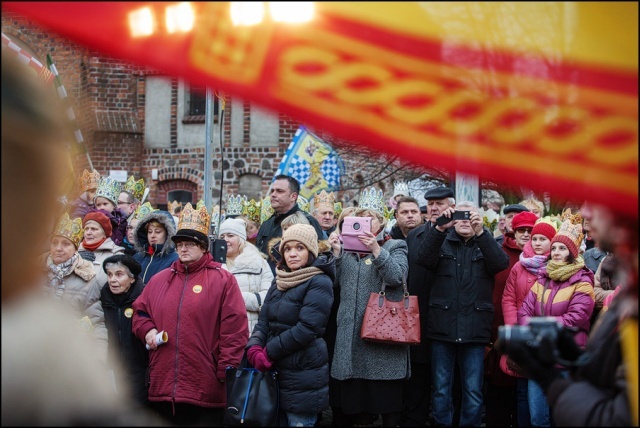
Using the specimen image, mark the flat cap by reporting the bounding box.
[503,204,530,215]
[424,187,454,201]
[420,205,428,213]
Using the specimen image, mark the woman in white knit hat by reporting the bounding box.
[219,217,274,333]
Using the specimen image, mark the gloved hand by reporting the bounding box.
[505,335,560,391]
[247,345,273,372]
[78,250,96,262]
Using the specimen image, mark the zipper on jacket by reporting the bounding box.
[142,252,155,284]
[172,269,188,401]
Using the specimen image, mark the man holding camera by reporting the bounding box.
[416,200,509,427]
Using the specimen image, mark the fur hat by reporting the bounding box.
[83,211,113,238]
[279,224,319,258]
[531,218,557,241]
[551,209,584,258]
[512,212,538,231]
[103,254,142,278]
[219,218,247,241]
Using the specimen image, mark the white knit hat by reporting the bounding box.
[219,218,247,241]
[279,224,319,258]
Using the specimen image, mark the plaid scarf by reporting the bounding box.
[519,242,549,277]
[46,253,79,298]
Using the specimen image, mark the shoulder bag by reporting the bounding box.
[223,353,280,427]
[360,277,421,345]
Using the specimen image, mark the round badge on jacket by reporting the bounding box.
[193,285,203,293]
[124,308,134,318]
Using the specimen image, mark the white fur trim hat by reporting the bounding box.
[219,218,247,241]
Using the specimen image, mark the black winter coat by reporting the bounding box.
[246,252,335,414]
[417,226,509,344]
[100,279,149,406]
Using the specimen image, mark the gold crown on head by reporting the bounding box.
[243,198,261,224]
[133,202,157,220]
[334,202,343,219]
[553,208,584,254]
[393,181,409,197]
[226,194,247,217]
[53,213,84,247]
[123,175,146,201]
[312,190,336,210]
[94,176,122,206]
[78,169,100,193]
[358,187,386,216]
[260,196,274,223]
[177,202,211,235]
[167,200,183,214]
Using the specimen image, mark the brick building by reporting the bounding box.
[3,10,412,212]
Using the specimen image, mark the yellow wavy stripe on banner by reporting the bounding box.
[621,319,639,426]
[318,2,638,70]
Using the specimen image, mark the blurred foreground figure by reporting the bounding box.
[1,50,159,426]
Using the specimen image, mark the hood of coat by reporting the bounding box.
[313,250,336,283]
[133,210,176,256]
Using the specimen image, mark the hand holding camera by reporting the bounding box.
[435,208,470,229]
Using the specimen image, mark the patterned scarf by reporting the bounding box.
[46,253,79,298]
[276,266,323,291]
[546,256,586,282]
[519,242,549,277]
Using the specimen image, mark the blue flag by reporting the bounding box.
[274,126,344,199]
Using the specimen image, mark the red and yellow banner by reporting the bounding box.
[3,2,637,216]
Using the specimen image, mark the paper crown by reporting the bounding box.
[177,202,211,235]
[297,195,310,213]
[243,199,261,224]
[53,212,84,247]
[78,169,100,193]
[260,196,274,223]
[552,208,584,257]
[94,176,122,206]
[133,202,157,220]
[312,190,336,210]
[123,175,146,201]
[167,200,183,214]
[393,181,409,197]
[334,201,343,219]
[226,194,247,217]
[358,187,386,216]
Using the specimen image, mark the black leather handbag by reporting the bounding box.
[223,354,280,427]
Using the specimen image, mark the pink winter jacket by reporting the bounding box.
[132,253,249,408]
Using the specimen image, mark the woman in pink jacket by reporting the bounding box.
[501,218,557,427]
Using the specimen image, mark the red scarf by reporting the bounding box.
[82,237,107,252]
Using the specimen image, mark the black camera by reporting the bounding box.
[496,317,577,366]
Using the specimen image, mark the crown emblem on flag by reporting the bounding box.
[260,196,274,223]
[226,194,247,217]
[393,181,409,197]
[177,202,211,235]
[78,169,100,193]
[123,175,146,201]
[358,187,386,216]
[133,202,156,220]
[243,199,261,224]
[53,213,84,247]
[312,190,336,210]
[94,176,122,206]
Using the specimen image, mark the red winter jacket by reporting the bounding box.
[132,253,249,408]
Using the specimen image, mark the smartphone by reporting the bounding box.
[436,210,470,226]
[340,216,372,253]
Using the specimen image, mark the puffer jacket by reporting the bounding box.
[132,253,249,408]
[331,238,410,381]
[133,210,178,285]
[518,263,595,347]
[416,226,510,344]
[78,238,125,288]
[246,252,335,414]
[222,242,274,333]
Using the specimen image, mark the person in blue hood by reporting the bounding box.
[133,210,178,285]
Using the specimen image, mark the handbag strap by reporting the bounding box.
[378,273,411,309]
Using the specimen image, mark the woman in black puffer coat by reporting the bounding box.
[246,224,335,427]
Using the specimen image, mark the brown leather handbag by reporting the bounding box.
[360,278,421,345]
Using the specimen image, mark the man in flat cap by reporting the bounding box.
[401,186,456,426]
[495,204,530,246]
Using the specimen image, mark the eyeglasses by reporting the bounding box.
[175,241,198,249]
[515,227,533,234]
[117,200,130,205]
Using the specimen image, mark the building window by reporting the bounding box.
[183,85,218,124]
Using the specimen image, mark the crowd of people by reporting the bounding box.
[2,48,637,427]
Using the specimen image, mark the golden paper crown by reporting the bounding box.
[94,176,122,206]
[133,202,157,220]
[243,199,261,224]
[358,187,386,216]
[167,200,183,214]
[226,194,247,217]
[312,190,336,210]
[177,202,211,235]
[53,213,84,247]
[553,208,584,255]
[297,195,310,213]
[334,202,343,219]
[393,181,409,197]
[260,196,274,223]
[123,175,146,201]
[78,169,100,193]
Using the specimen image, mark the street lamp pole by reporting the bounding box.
[204,86,214,213]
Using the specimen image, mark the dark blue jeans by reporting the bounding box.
[431,340,484,427]
[516,377,531,427]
